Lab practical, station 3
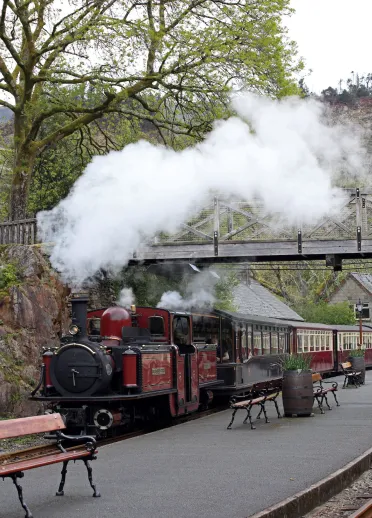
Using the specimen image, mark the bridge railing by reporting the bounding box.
[0,218,37,245]
[0,188,370,248]
[153,188,371,247]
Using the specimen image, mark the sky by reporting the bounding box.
[287,0,372,93]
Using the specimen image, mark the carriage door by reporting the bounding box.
[173,316,198,407]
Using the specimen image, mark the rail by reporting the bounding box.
[350,500,372,518]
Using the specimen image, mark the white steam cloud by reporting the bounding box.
[157,268,219,311]
[117,287,135,308]
[37,93,365,284]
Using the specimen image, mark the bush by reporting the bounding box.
[349,349,365,357]
[296,301,355,325]
[0,263,19,292]
[281,354,312,371]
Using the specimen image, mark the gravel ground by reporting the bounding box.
[0,434,50,454]
[306,469,372,517]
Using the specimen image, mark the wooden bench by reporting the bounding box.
[227,385,281,430]
[340,361,362,388]
[312,373,339,414]
[0,414,100,518]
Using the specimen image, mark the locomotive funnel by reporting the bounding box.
[70,294,89,338]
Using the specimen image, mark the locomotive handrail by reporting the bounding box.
[56,343,96,355]
[31,363,45,396]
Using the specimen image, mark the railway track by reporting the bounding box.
[349,500,372,518]
[0,406,223,468]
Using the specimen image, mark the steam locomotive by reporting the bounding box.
[31,295,221,435]
[31,294,372,436]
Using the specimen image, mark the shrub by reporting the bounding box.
[281,353,312,371]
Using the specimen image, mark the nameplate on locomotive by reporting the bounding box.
[152,367,166,375]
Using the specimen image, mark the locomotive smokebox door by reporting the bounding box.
[50,343,113,397]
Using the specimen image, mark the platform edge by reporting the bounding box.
[248,446,372,518]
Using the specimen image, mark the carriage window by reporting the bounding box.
[149,316,165,336]
[173,316,190,346]
[254,330,262,356]
[262,332,270,355]
[279,332,286,354]
[192,315,219,344]
[240,326,248,361]
[271,333,279,354]
[220,318,233,362]
[247,325,252,357]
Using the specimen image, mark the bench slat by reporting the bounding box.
[0,450,91,476]
[232,397,265,408]
[0,414,65,440]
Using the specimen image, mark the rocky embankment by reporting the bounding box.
[0,245,70,417]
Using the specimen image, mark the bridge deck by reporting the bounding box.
[132,238,372,264]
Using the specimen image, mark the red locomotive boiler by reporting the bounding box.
[32,295,219,435]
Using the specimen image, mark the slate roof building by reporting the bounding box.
[329,272,372,321]
[229,280,304,322]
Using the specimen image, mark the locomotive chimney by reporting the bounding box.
[70,293,89,338]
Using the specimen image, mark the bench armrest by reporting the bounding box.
[45,431,97,453]
[321,380,338,389]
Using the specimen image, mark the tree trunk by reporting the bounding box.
[9,149,35,221]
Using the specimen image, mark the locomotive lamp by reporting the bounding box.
[356,299,363,347]
[68,324,79,336]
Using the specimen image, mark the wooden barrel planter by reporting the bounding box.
[349,356,365,385]
[282,370,314,417]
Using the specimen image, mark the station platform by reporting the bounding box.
[3,371,372,518]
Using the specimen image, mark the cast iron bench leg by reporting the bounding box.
[83,459,101,498]
[260,403,270,424]
[332,391,340,406]
[273,398,282,418]
[56,460,69,496]
[227,409,238,430]
[314,395,324,414]
[247,405,256,430]
[256,406,263,419]
[323,393,332,410]
[10,473,33,518]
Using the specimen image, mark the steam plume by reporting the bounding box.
[37,93,365,284]
[117,287,135,308]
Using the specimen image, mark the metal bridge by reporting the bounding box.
[1,188,372,270]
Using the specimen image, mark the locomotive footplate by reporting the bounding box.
[30,388,178,402]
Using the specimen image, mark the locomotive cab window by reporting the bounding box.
[173,316,190,346]
[149,316,165,336]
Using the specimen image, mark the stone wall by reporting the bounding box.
[0,245,70,417]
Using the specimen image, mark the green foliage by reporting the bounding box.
[282,354,312,371]
[0,0,303,218]
[0,263,19,294]
[296,301,355,325]
[214,273,239,311]
[322,72,372,105]
[117,267,181,307]
[349,349,365,357]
